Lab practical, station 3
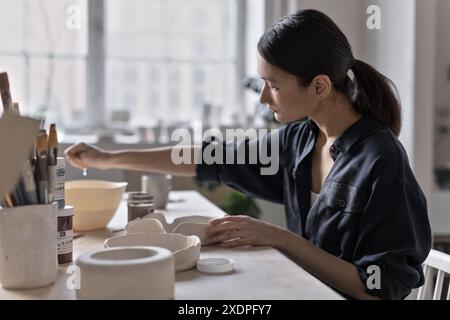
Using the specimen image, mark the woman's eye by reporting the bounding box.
[271,87,279,92]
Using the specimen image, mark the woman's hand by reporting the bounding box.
[64,142,112,170]
[204,215,283,248]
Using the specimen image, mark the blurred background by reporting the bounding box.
[0,0,449,251]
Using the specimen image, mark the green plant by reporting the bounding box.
[220,191,261,219]
[195,180,261,219]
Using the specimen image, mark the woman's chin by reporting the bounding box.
[273,112,287,124]
[274,112,308,124]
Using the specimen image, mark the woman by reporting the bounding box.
[65,10,431,300]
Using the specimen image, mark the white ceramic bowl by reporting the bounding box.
[126,216,210,243]
[126,218,166,234]
[65,180,128,231]
[141,212,215,233]
[76,246,174,300]
[104,233,201,272]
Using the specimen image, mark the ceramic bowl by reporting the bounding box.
[128,211,218,242]
[126,218,165,234]
[65,180,128,231]
[104,232,201,272]
[76,246,174,300]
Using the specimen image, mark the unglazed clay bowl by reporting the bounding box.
[76,246,174,300]
[131,211,218,242]
[104,232,201,272]
[65,180,128,231]
[126,218,166,234]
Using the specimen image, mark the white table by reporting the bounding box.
[0,191,343,300]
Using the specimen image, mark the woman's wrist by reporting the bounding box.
[100,150,117,169]
[268,223,289,249]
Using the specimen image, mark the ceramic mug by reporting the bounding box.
[141,174,172,209]
[0,203,58,289]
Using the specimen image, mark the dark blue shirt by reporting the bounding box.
[196,115,432,300]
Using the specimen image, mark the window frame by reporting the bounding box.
[0,0,248,130]
[89,0,248,130]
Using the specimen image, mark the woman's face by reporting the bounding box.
[257,54,317,124]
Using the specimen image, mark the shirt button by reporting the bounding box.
[338,199,346,208]
[292,168,296,178]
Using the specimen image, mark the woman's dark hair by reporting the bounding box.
[257,9,401,136]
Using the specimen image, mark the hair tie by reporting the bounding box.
[346,68,359,103]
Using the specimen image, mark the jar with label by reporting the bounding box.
[55,157,65,209]
[57,206,74,264]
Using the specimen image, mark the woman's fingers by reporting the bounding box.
[219,238,252,248]
[204,216,255,245]
[203,229,247,245]
[65,155,84,170]
[208,215,250,225]
[64,142,106,170]
[64,142,87,158]
[206,220,242,235]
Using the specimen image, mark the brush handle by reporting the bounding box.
[21,160,39,205]
[37,154,48,204]
[48,165,56,204]
[38,181,48,205]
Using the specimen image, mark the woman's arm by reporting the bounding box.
[64,142,199,177]
[204,215,381,300]
[105,146,199,176]
[274,224,381,300]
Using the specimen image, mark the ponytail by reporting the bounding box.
[350,59,402,137]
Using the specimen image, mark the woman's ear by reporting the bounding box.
[312,75,332,100]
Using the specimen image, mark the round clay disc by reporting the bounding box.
[196,258,235,274]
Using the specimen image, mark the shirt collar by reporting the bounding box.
[308,115,383,161]
[333,115,382,154]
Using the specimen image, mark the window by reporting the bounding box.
[106,0,241,127]
[0,0,243,131]
[0,0,88,128]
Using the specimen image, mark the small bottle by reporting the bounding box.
[57,205,74,264]
[55,157,65,209]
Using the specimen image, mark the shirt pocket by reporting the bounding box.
[323,180,366,213]
[312,180,366,257]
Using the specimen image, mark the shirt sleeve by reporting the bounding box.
[352,178,432,300]
[196,128,285,204]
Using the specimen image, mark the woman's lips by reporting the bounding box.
[269,107,279,113]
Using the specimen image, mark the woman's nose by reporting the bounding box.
[259,82,272,105]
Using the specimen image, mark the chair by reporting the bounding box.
[417,249,450,300]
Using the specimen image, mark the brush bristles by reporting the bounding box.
[36,133,48,155]
[48,124,58,148]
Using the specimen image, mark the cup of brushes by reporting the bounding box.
[0,124,63,289]
[0,72,65,289]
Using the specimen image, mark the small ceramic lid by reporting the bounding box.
[196,258,234,274]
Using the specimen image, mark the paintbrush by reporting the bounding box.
[0,72,12,111]
[34,131,45,186]
[36,133,49,204]
[35,129,47,160]
[47,123,58,203]
[48,124,58,164]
